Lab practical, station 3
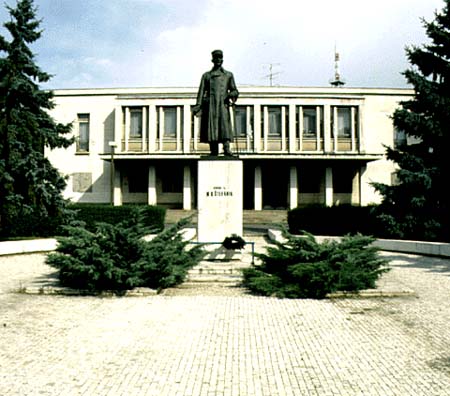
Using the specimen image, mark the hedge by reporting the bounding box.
[288,205,379,236]
[69,204,166,233]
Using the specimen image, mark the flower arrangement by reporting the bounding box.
[222,234,246,250]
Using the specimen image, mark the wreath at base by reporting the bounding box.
[222,234,246,250]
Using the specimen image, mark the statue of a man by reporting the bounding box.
[193,49,239,156]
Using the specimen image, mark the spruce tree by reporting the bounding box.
[373,0,450,241]
[0,0,73,237]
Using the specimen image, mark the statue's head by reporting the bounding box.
[211,49,223,67]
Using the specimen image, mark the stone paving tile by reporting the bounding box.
[1,251,450,395]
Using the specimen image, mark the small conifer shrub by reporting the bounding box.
[46,209,204,293]
[242,230,389,299]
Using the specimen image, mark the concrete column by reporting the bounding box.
[193,114,200,151]
[176,106,181,151]
[281,106,287,152]
[289,166,298,209]
[351,167,361,205]
[142,106,147,152]
[114,105,122,152]
[263,106,268,152]
[124,107,130,152]
[324,105,331,152]
[325,167,333,207]
[253,104,261,152]
[254,165,262,211]
[289,104,296,153]
[148,104,157,152]
[316,106,321,151]
[246,106,252,151]
[183,165,192,210]
[351,107,356,152]
[183,104,191,153]
[113,168,122,206]
[333,106,338,152]
[299,105,303,151]
[148,165,157,205]
[158,107,164,151]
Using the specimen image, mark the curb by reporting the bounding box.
[15,286,158,297]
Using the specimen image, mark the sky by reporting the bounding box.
[0,0,445,89]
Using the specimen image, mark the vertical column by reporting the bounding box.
[281,106,287,152]
[246,106,252,151]
[299,105,304,151]
[358,105,365,153]
[114,105,122,152]
[263,106,268,152]
[333,106,338,152]
[183,165,192,210]
[351,167,361,205]
[193,113,199,151]
[254,165,262,211]
[148,165,157,205]
[351,107,356,152]
[324,105,331,152]
[113,168,122,206]
[289,166,298,209]
[142,106,147,152]
[183,104,191,153]
[325,167,333,207]
[148,104,157,152]
[158,107,164,151]
[316,106,321,152]
[124,107,130,152]
[288,104,296,153]
[253,104,261,152]
[176,106,181,152]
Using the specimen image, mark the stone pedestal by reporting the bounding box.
[197,159,243,243]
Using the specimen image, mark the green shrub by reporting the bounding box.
[46,209,203,293]
[242,230,389,299]
[69,204,166,233]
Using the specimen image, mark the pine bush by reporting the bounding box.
[242,230,389,299]
[46,209,204,293]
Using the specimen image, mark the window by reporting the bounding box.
[234,106,247,136]
[300,168,322,193]
[394,128,407,148]
[337,107,351,137]
[77,114,89,152]
[268,107,281,136]
[130,108,143,138]
[302,107,317,137]
[164,107,177,137]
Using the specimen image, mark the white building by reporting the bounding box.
[47,86,412,211]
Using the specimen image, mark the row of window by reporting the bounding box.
[76,106,358,152]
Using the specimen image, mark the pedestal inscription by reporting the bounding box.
[197,160,243,243]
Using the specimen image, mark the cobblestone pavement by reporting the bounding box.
[1,249,450,395]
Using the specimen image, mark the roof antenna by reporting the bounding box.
[330,44,345,87]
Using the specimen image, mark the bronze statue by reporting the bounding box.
[193,49,239,156]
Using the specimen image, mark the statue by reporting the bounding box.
[193,49,239,156]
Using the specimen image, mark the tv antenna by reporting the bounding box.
[262,63,281,86]
[330,44,345,87]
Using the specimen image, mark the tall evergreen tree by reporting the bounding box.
[0,0,73,237]
[373,0,450,242]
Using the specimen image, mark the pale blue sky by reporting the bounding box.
[0,0,445,89]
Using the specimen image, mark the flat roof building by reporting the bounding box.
[46,86,412,211]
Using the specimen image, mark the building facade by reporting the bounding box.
[46,86,412,210]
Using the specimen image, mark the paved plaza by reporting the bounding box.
[1,244,450,395]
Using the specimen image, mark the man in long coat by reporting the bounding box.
[193,50,239,156]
